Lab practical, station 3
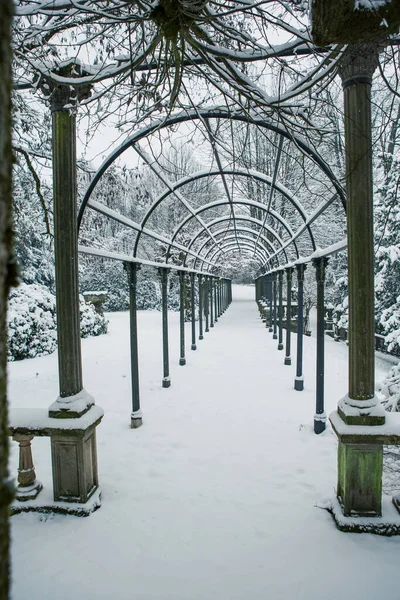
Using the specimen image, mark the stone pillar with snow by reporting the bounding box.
[40,66,103,507]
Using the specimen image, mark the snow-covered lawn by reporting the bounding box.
[8,285,400,600]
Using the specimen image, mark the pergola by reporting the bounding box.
[2,5,400,592]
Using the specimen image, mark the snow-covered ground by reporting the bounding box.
[8,285,400,600]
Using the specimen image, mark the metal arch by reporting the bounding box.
[133,168,316,258]
[192,229,278,266]
[194,234,271,268]
[205,244,268,269]
[197,233,273,267]
[186,223,288,267]
[192,227,280,266]
[182,215,289,263]
[81,199,219,270]
[77,108,346,231]
[132,143,223,257]
[200,241,269,271]
[166,199,300,266]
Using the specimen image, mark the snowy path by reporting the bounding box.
[8,285,400,600]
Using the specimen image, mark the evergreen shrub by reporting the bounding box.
[7,282,108,361]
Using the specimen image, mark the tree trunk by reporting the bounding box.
[0,2,14,598]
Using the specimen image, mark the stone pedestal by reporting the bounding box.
[337,441,382,517]
[51,426,98,503]
[13,434,43,501]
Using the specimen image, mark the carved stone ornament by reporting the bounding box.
[338,43,382,87]
[37,60,92,111]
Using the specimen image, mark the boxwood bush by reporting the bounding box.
[7,283,108,361]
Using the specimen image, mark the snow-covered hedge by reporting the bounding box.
[377,362,400,412]
[379,296,400,355]
[7,283,108,361]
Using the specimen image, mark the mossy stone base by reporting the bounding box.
[328,496,400,536]
[338,405,385,426]
[337,440,382,517]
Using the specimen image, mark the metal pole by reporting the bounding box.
[273,273,278,340]
[214,278,218,323]
[204,277,210,333]
[313,257,328,433]
[210,277,214,327]
[278,270,284,351]
[179,271,186,366]
[268,275,273,332]
[160,267,171,388]
[126,262,142,427]
[284,267,293,366]
[190,272,197,350]
[295,263,306,391]
[198,274,204,340]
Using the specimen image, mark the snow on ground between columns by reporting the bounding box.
[8,285,400,600]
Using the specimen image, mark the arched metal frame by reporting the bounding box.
[133,169,316,257]
[176,201,298,268]
[188,220,285,263]
[78,109,346,273]
[207,242,269,267]
[199,235,271,264]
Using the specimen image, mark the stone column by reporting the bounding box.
[46,77,93,418]
[159,267,171,387]
[332,45,385,517]
[179,271,186,366]
[278,271,284,351]
[294,263,306,391]
[39,70,102,506]
[126,262,142,428]
[338,45,384,426]
[313,257,328,434]
[284,267,293,366]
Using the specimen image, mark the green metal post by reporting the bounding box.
[198,274,204,340]
[278,270,284,351]
[284,267,294,366]
[179,271,186,366]
[205,277,210,333]
[295,263,306,391]
[273,273,278,340]
[126,262,142,428]
[210,277,214,327]
[214,278,218,323]
[160,267,171,387]
[190,272,196,351]
[313,257,328,433]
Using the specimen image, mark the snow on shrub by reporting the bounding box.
[379,296,400,355]
[377,362,400,412]
[333,295,348,329]
[7,283,108,361]
[79,295,109,338]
